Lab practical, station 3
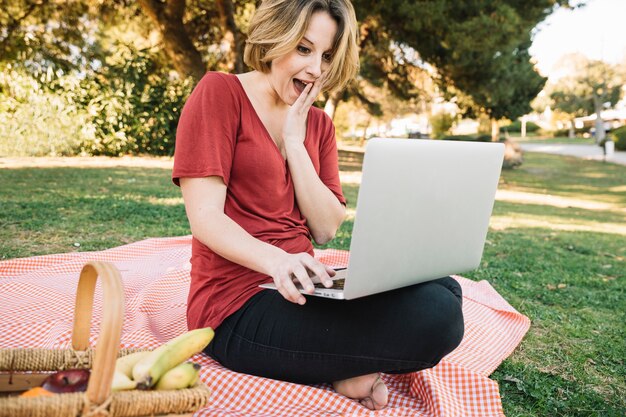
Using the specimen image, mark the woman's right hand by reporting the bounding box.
[267,252,336,305]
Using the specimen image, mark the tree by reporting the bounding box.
[548,78,593,137]
[1,0,580,154]
[136,0,206,81]
[547,56,623,142]
[364,0,573,140]
[1,0,96,74]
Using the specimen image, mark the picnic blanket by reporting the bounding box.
[0,236,530,417]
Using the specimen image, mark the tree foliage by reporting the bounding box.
[1,0,578,154]
[549,55,622,116]
[547,55,623,140]
[364,0,572,136]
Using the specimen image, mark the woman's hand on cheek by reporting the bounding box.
[282,73,327,148]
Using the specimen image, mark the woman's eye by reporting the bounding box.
[297,45,310,54]
[323,53,332,62]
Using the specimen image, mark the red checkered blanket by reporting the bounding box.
[0,236,529,416]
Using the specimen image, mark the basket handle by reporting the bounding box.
[72,261,125,405]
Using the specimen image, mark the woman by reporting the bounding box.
[173,0,464,410]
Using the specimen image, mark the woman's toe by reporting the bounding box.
[360,397,375,410]
[359,375,388,410]
[371,376,388,409]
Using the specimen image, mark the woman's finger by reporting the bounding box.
[302,257,333,287]
[282,279,305,304]
[305,76,326,108]
[293,82,313,112]
[291,264,315,295]
[277,285,302,305]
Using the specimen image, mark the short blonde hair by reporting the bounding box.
[244,0,359,95]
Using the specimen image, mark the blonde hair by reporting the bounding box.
[244,0,359,95]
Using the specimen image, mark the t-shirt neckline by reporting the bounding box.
[231,74,310,162]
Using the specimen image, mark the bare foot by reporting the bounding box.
[332,373,389,410]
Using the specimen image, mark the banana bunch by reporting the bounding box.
[111,327,214,391]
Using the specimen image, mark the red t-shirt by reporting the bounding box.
[172,72,346,330]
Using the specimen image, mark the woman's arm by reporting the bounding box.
[285,143,345,245]
[283,78,346,245]
[180,176,336,305]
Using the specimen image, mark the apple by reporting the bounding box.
[41,369,90,393]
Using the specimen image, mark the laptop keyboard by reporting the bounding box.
[313,279,345,290]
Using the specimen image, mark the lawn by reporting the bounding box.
[0,151,624,416]
[510,135,596,145]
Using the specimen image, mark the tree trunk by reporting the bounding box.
[593,93,605,144]
[138,0,206,82]
[568,118,575,138]
[216,0,246,73]
[521,115,527,138]
[491,119,499,142]
[360,116,372,146]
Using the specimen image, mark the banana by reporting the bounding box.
[111,369,137,391]
[154,362,201,390]
[115,351,151,378]
[132,327,214,389]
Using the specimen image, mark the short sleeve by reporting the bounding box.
[172,72,240,186]
[318,113,347,206]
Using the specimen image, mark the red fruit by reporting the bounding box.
[41,369,90,393]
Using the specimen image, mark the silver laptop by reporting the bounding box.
[260,138,505,300]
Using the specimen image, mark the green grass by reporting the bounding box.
[0,165,189,258]
[1,152,625,416]
[511,135,596,145]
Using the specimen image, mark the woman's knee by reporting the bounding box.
[432,276,463,305]
[429,282,464,360]
[403,280,465,362]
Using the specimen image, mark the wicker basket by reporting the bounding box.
[0,261,211,417]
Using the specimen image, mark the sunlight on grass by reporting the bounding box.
[490,215,626,235]
[146,196,184,206]
[496,190,626,212]
[609,185,626,193]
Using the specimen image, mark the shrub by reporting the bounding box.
[79,45,194,156]
[551,127,588,138]
[0,45,194,157]
[500,120,540,133]
[441,134,493,142]
[429,112,455,139]
[0,67,95,156]
[609,125,626,151]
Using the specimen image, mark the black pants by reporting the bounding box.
[204,277,464,384]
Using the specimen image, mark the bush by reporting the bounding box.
[0,67,95,156]
[609,125,626,151]
[441,134,492,142]
[0,45,194,157]
[430,112,455,139]
[551,127,588,138]
[78,45,194,156]
[500,120,540,133]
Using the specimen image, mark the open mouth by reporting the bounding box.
[293,79,309,95]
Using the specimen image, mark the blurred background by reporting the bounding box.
[1,0,625,157]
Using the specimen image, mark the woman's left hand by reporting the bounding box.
[282,74,327,147]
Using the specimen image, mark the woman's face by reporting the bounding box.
[267,11,338,106]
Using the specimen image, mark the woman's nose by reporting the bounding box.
[306,55,323,79]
